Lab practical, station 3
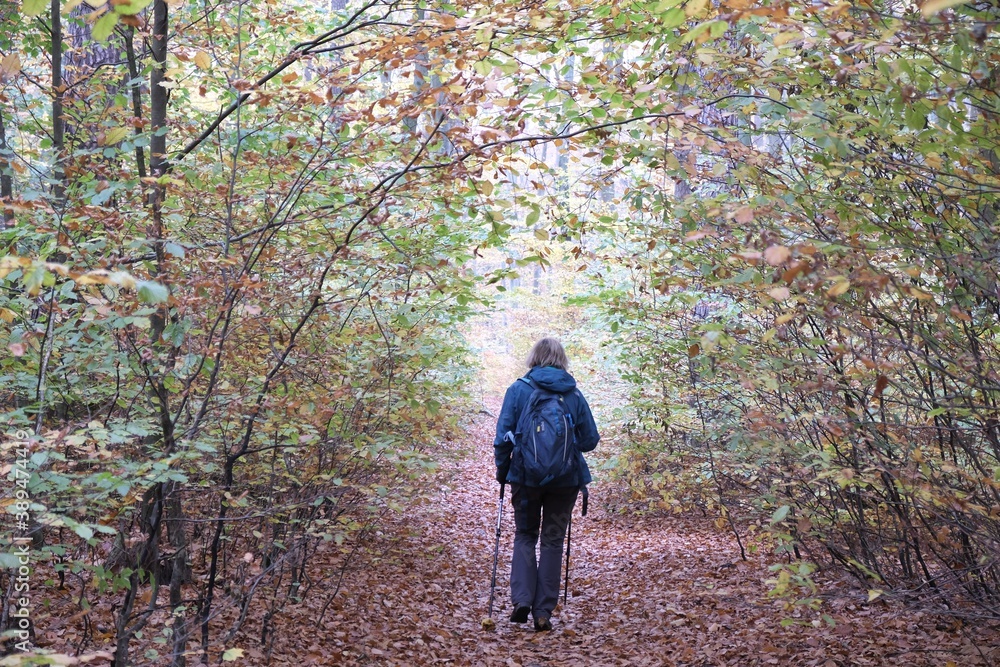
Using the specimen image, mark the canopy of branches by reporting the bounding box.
[1,0,999,664]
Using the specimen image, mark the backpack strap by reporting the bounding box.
[518,376,534,387]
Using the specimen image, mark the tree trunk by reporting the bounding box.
[124,27,147,180]
[51,0,65,207]
[147,4,190,666]
[0,106,13,226]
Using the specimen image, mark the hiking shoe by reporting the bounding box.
[509,605,531,623]
[533,615,552,632]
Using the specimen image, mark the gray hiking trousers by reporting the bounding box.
[510,484,579,618]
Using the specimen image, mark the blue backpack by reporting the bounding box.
[514,378,577,487]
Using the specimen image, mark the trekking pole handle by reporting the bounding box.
[496,483,505,532]
[581,486,589,517]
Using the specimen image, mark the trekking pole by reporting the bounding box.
[563,486,588,605]
[563,512,572,604]
[487,483,506,619]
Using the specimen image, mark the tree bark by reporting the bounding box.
[0,106,13,226]
[147,4,190,666]
[124,27,147,180]
[51,0,65,207]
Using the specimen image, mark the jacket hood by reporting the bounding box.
[527,366,577,393]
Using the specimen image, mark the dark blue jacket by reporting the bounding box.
[494,366,600,487]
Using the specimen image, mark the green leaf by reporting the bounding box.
[683,20,726,44]
[525,204,540,226]
[92,12,119,43]
[74,523,95,540]
[137,280,169,304]
[661,7,685,28]
[0,552,25,568]
[770,505,790,524]
[114,0,154,15]
[21,0,47,17]
[904,104,927,131]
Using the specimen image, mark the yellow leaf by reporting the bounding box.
[773,31,800,47]
[75,270,113,286]
[21,0,48,17]
[530,15,556,29]
[0,307,16,323]
[920,0,967,17]
[767,286,791,301]
[867,589,883,602]
[194,51,211,70]
[775,313,796,325]
[0,255,31,280]
[44,262,70,277]
[110,271,137,290]
[222,648,245,662]
[479,180,494,197]
[908,286,934,300]
[0,53,21,77]
[734,206,754,224]
[827,280,851,297]
[734,250,762,262]
[685,0,708,17]
[764,245,790,266]
[102,127,130,146]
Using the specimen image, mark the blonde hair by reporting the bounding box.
[526,337,569,370]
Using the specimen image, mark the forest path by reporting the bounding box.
[279,412,993,667]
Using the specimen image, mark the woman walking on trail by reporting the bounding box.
[494,337,600,631]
